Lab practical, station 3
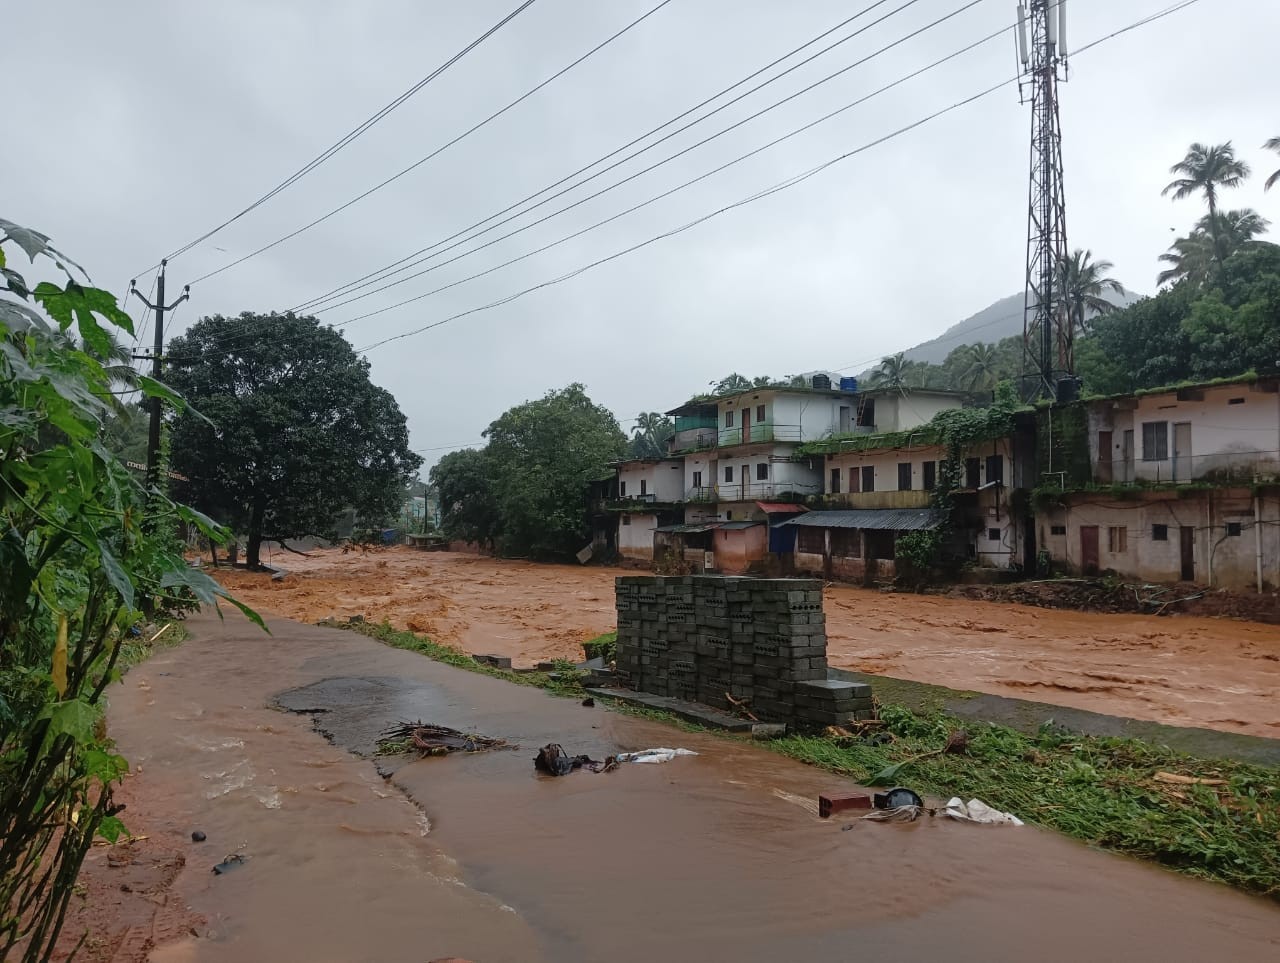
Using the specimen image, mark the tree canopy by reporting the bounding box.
[165,312,421,567]
[627,411,674,459]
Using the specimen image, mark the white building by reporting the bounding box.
[610,458,685,562]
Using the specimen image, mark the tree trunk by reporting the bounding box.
[246,502,265,570]
[1207,191,1223,272]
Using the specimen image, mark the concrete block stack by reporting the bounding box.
[614,575,874,729]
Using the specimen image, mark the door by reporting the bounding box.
[1097,430,1113,483]
[741,406,751,445]
[1173,422,1192,482]
[839,405,852,434]
[1122,430,1134,483]
[1180,526,1195,581]
[1080,526,1099,575]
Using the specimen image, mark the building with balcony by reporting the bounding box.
[1036,376,1280,590]
[608,458,685,562]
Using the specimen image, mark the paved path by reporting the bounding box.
[72,612,1280,962]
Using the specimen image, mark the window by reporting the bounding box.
[619,480,626,496]
[897,463,912,491]
[965,457,981,489]
[724,465,734,483]
[857,398,875,428]
[1227,521,1243,537]
[985,454,1004,485]
[756,404,767,422]
[1108,526,1128,553]
[756,463,769,481]
[724,409,735,427]
[861,466,875,493]
[1228,397,1245,405]
[922,461,936,491]
[1050,525,1066,536]
[692,470,702,488]
[1142,421,1168,461]
[830,467,841,493]
[988,528,1001,542]
[1152,524,1168,541]
[725,510,732,521]
[640,479,648,496]
[797,527,825,554]
[622,515,630,526]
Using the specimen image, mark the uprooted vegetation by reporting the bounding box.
[777,706,1280,898]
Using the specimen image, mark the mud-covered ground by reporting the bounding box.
[216,548,1280,738]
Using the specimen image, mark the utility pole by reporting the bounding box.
[130,260,189,489]
[1017,0,1070,401]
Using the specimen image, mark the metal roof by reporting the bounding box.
[655,523,721,534]
[718,521,764,530]
[756,501,807,514]
[777,509,941,531]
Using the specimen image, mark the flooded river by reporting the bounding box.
[219,548,1280,736]
[69,611,1280,962]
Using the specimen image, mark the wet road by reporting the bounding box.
[87,611,1280,962]
[218,548,1280,737]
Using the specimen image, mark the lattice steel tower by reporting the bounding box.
[1017,1,1070,400]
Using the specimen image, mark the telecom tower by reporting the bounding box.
[1017,1,1070,401]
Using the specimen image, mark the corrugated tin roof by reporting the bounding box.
[777,509,940,531]
[718,521,764,530]
[655,523,722,534]
[756,502,807,514]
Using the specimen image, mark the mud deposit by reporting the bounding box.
[62,612,1280,961]
[220,548,1280,737]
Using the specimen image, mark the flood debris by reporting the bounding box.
[212,854,247,875]
[1152,771,1228,787]
[819,792,872,818]
[615,748,698,764]
[581,697,595,708]
[942,797,1023,826]
[190,830,206,843]
[379,722,510,758]
[533,743,617,776]
[873,787,924,810]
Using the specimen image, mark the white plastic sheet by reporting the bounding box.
[943,797,1023,826]
[616,748,698,764]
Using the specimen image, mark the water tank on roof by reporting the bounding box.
[811,373,831,390]
[1056,376,1081,403]
[839,376,858,393]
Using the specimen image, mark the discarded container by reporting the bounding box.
[191,830,206,843]
[819,792,872,818]
[943,797,1023,826]
[615,748,698,764]
[533,743,616,776]
[212,854,246,875]
[873,787,923,810]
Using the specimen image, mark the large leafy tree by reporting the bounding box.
[627,411,674,459]
[483,384,625,558]
[430,447,500,547]
[1057,248,1126,337]
[961,343,1001,391]
[166,313,421,568]
[1162,142,1251,270]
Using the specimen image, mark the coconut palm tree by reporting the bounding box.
[869,352,909,390]
[1162,142,1251,269]
[1156,209,1270,288]
[1056,248,1126,337]
[1264,136,1280,191]
[630,411,674,458]
[962,343,1001,391]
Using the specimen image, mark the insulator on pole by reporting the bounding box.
[1058,0,1068,58]
[1016,4,1029,65]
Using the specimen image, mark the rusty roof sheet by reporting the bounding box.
[777,509,940,531]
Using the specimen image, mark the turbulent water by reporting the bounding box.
[72,611,1280,962]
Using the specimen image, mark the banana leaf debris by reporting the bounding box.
[379,721,510,758]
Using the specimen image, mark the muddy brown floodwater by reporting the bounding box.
[219,547,1280,737]
[62,612,1280,961]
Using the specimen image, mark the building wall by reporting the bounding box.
[877,392,965,433]
[617,512,658,561]
[1040,489,1280,590]
[711,444,822,503]
[617,460,684,502]
[713,525,768,574]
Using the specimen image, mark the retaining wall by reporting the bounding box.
[614,575,873,728]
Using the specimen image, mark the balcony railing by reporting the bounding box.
[1087,449,1280,487]
[824,490,932,510]
[717,423,805,447]
[711,480,818,502]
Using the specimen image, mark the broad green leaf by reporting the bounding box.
[161,567,268,631]
[0,340,38,380]
[176,503,228,539]
[83,748,129,782]
[0,298,49,335]
[137,376,212,425]
[78,285,133,334]
[0,217,52,262]
[2,266,29,299]
[867,761,910,787]
[98,544,135,610]
[97,815,127,844]
[73,306,112,358]
[46,699,101,743]
[33,281,73,330]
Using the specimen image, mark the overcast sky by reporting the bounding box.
[6,0,1278,468]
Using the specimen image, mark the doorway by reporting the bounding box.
[741,406,751,445]
[1173,422,1192,481]
[1122,430,1134,483]
[1080,525,1099,575]
[1097,431,1112,483]
[1180,526,1195,581]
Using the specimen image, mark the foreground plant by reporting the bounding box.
[0,218,258,960]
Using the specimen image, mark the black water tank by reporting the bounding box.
[811,373,831,390]
[1056,376,1081,402]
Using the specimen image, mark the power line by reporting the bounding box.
[187,0,677,287]
[286,0,927,315]
[352,0,1204,355]
[135,0,540,274]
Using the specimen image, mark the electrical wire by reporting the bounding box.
[133,0,540,275]
[187,0,677,287]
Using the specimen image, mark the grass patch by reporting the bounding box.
[581,630,617,663]
[118,620,190,672]
[326,619,1280,898]
[776,705,1280,897]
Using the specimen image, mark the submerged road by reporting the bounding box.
[74,612,1280,962]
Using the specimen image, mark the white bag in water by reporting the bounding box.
[616,748,698,764]
[943,797,1023,826]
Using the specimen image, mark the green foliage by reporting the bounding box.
[581,631,617,663]
[777,706,1280,896]
[433,385,625,559]
[165,313,422,568]
[0,217,255,960]
[627,412,675,459]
